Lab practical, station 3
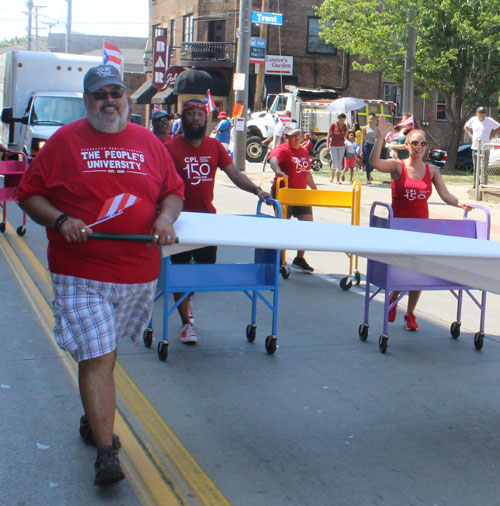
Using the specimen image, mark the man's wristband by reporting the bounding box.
[253,186,262,195]
[54,213,70,231]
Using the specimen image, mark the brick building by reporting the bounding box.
[145,0,464,149]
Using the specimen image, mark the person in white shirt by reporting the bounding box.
[464,106,500,187]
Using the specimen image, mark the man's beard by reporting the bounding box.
[86,102,129,133]
[182,117,207,140]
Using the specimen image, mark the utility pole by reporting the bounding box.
[26,0,33,51]
[65,0,72,53]
[253,0,268,110]
[33,5,46,51]
[401,22,416,115]
[233,0,251,171]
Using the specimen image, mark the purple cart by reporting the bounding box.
[359,202,490,354]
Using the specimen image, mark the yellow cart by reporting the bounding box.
[275,177,362,290]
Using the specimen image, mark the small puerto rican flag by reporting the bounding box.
[87,193,140,228]
[205,89,216,114]
[103,40,124,71]
[396,115,414,128]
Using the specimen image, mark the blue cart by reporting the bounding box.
[359,202,490,354]
[145,199,282,361]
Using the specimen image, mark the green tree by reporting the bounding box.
[0,36,28,48]
[317,0,500,169]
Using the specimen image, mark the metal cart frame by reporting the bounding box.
[146,199,282,361]
[359,202,490,354]
[274,177,362,289]
[0,151,27,236]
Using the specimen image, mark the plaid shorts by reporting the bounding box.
[51,274,157,362]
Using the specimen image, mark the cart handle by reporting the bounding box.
[88,232,179,243]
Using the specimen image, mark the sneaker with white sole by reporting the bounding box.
[180,323,197,344]
[404,312,419,331]
[292,257,314,273]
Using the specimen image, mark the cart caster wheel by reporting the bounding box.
[265,335,277,354]
[359,323,369,342]
[474,332,484,351]
[16,225,26,236]
[143,328,153,348]
[280,265,290,279]
[378,335,388,354]
[157,340,169,361]
[0,222,5,233]
[354,271,361,286]
[340,276,353,291]
[246,324,256,343]
[450,321,461,339]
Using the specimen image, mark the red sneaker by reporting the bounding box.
[404,313,419,331]
[388,294,397,323]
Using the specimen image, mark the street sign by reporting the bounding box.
[251,11,283,26]
[233,72,246,91]
[152,35,167,90]
[265,55,293,75]
[250,37,266,64]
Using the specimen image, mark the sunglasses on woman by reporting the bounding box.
[409,140,428,147]
[91,90,125,100]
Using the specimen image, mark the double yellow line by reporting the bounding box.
[0,223,230,506]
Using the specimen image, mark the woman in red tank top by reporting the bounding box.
[368,115,471,332]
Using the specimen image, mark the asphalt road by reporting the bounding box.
[2,164,500,505]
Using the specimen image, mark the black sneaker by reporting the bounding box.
[292,257,314,273]
[94,448,125,485]
[80,416,121,452]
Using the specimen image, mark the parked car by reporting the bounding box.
[428,142,500,172]
[427,144,473,172]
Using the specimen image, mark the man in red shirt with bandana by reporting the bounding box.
[166,98,270,344]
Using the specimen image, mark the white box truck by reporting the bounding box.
[0,51,102,160]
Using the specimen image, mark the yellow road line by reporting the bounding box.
[1,225,230,505]
[0,229,183,505]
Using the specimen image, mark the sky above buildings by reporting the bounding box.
[0,0,149,41]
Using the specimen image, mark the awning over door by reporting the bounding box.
[151,87,175,104]
[130,79,158,104]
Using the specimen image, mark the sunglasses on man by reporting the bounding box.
[91,90,125,100]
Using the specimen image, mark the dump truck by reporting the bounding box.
[246,85,395,164]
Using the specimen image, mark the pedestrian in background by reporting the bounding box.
[361,113,377,184]
[341,130,358,183]
[16,65,184,486]
[326,113,348,184]
[464,106,500,187]
[151,110,172,145]
[211,110,232,151]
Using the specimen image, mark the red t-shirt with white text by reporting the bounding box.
[270,143,311,191]
[166,135,233,213]
[17,119,185,283]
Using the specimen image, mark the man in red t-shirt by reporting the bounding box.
[151,109,172,145]
[269,122,317,273]
[17,65,184,486]
[166,98,271,345]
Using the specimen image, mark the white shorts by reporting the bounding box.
[51,274,156,362]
